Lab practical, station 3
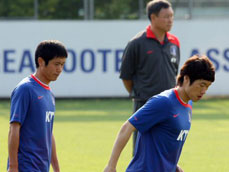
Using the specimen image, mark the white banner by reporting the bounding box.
[0,20,228,97]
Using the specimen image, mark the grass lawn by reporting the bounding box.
[0,98,229,172]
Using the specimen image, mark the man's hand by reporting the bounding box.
[8,167,19,172]
[53,170,60,172]
[176,165,184,172]
[104,165,116,172]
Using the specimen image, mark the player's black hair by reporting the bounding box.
[35,40,68,68]
[146,0,172,21]
[177,55,215,86]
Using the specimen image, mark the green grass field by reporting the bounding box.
[1,98,229,172]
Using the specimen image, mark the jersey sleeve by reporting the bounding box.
[128,96,171,133]
[119,40,138,80]
[10,84,30,125]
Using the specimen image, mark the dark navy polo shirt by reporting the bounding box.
[120,25,180,101]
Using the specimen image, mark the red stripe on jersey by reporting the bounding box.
[174,89,192,110]
[31,74,50,90]
[146,25,180,48]
[166,32,180,48]
[146,25,157,39]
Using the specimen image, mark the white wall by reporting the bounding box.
[0,20,228,97]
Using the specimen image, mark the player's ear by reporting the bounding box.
[183,75,190,86]
[38,57,45,67]
[150,14,156,21]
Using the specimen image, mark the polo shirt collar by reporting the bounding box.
[146,25,168,44]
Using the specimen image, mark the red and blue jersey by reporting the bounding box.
[8,74,55,172]
[127,89,192,172]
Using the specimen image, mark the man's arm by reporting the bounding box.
[176,164,184,172]
[122,79,133,94]
[8,122,20,172]
[104,121,136,172]
[51,134,60,172]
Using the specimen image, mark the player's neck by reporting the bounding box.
[176,87,190,104]
[34,71,50,86]
[150,26,166,43]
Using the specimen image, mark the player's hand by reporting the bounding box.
[176,165,184,172]
[8,167,19,172]
[52,166,60,172]
[104,165,116,172]
[53,170,60,172]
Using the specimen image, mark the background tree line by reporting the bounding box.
[1,0,228,20]
[0,0,149,20]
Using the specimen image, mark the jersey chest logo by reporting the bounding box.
[177,130,189,141]
[46,111,55,122]
[170,45,177,63]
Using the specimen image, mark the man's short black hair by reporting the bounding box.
[146,0,172,21]
[35,40,68,68]
[177,55,215,86]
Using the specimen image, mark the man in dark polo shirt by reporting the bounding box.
[119,0,180,154]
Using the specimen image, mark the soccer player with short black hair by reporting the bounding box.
[7,40,68,172]
[104,55,215,172]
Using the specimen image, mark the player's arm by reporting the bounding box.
[104,121,136,172]
[122,79,133,94]
[51,134,60,172]
[8,122,20,172]
[176,164,184,172]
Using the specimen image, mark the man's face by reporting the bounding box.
[184,79,212,102]
[40,57,66,82]
[153,7,174,32]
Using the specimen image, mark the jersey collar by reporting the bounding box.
[31,74,51,90]
[174,89,192,110]
[146,25,157,39]
[146,25,167,45]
